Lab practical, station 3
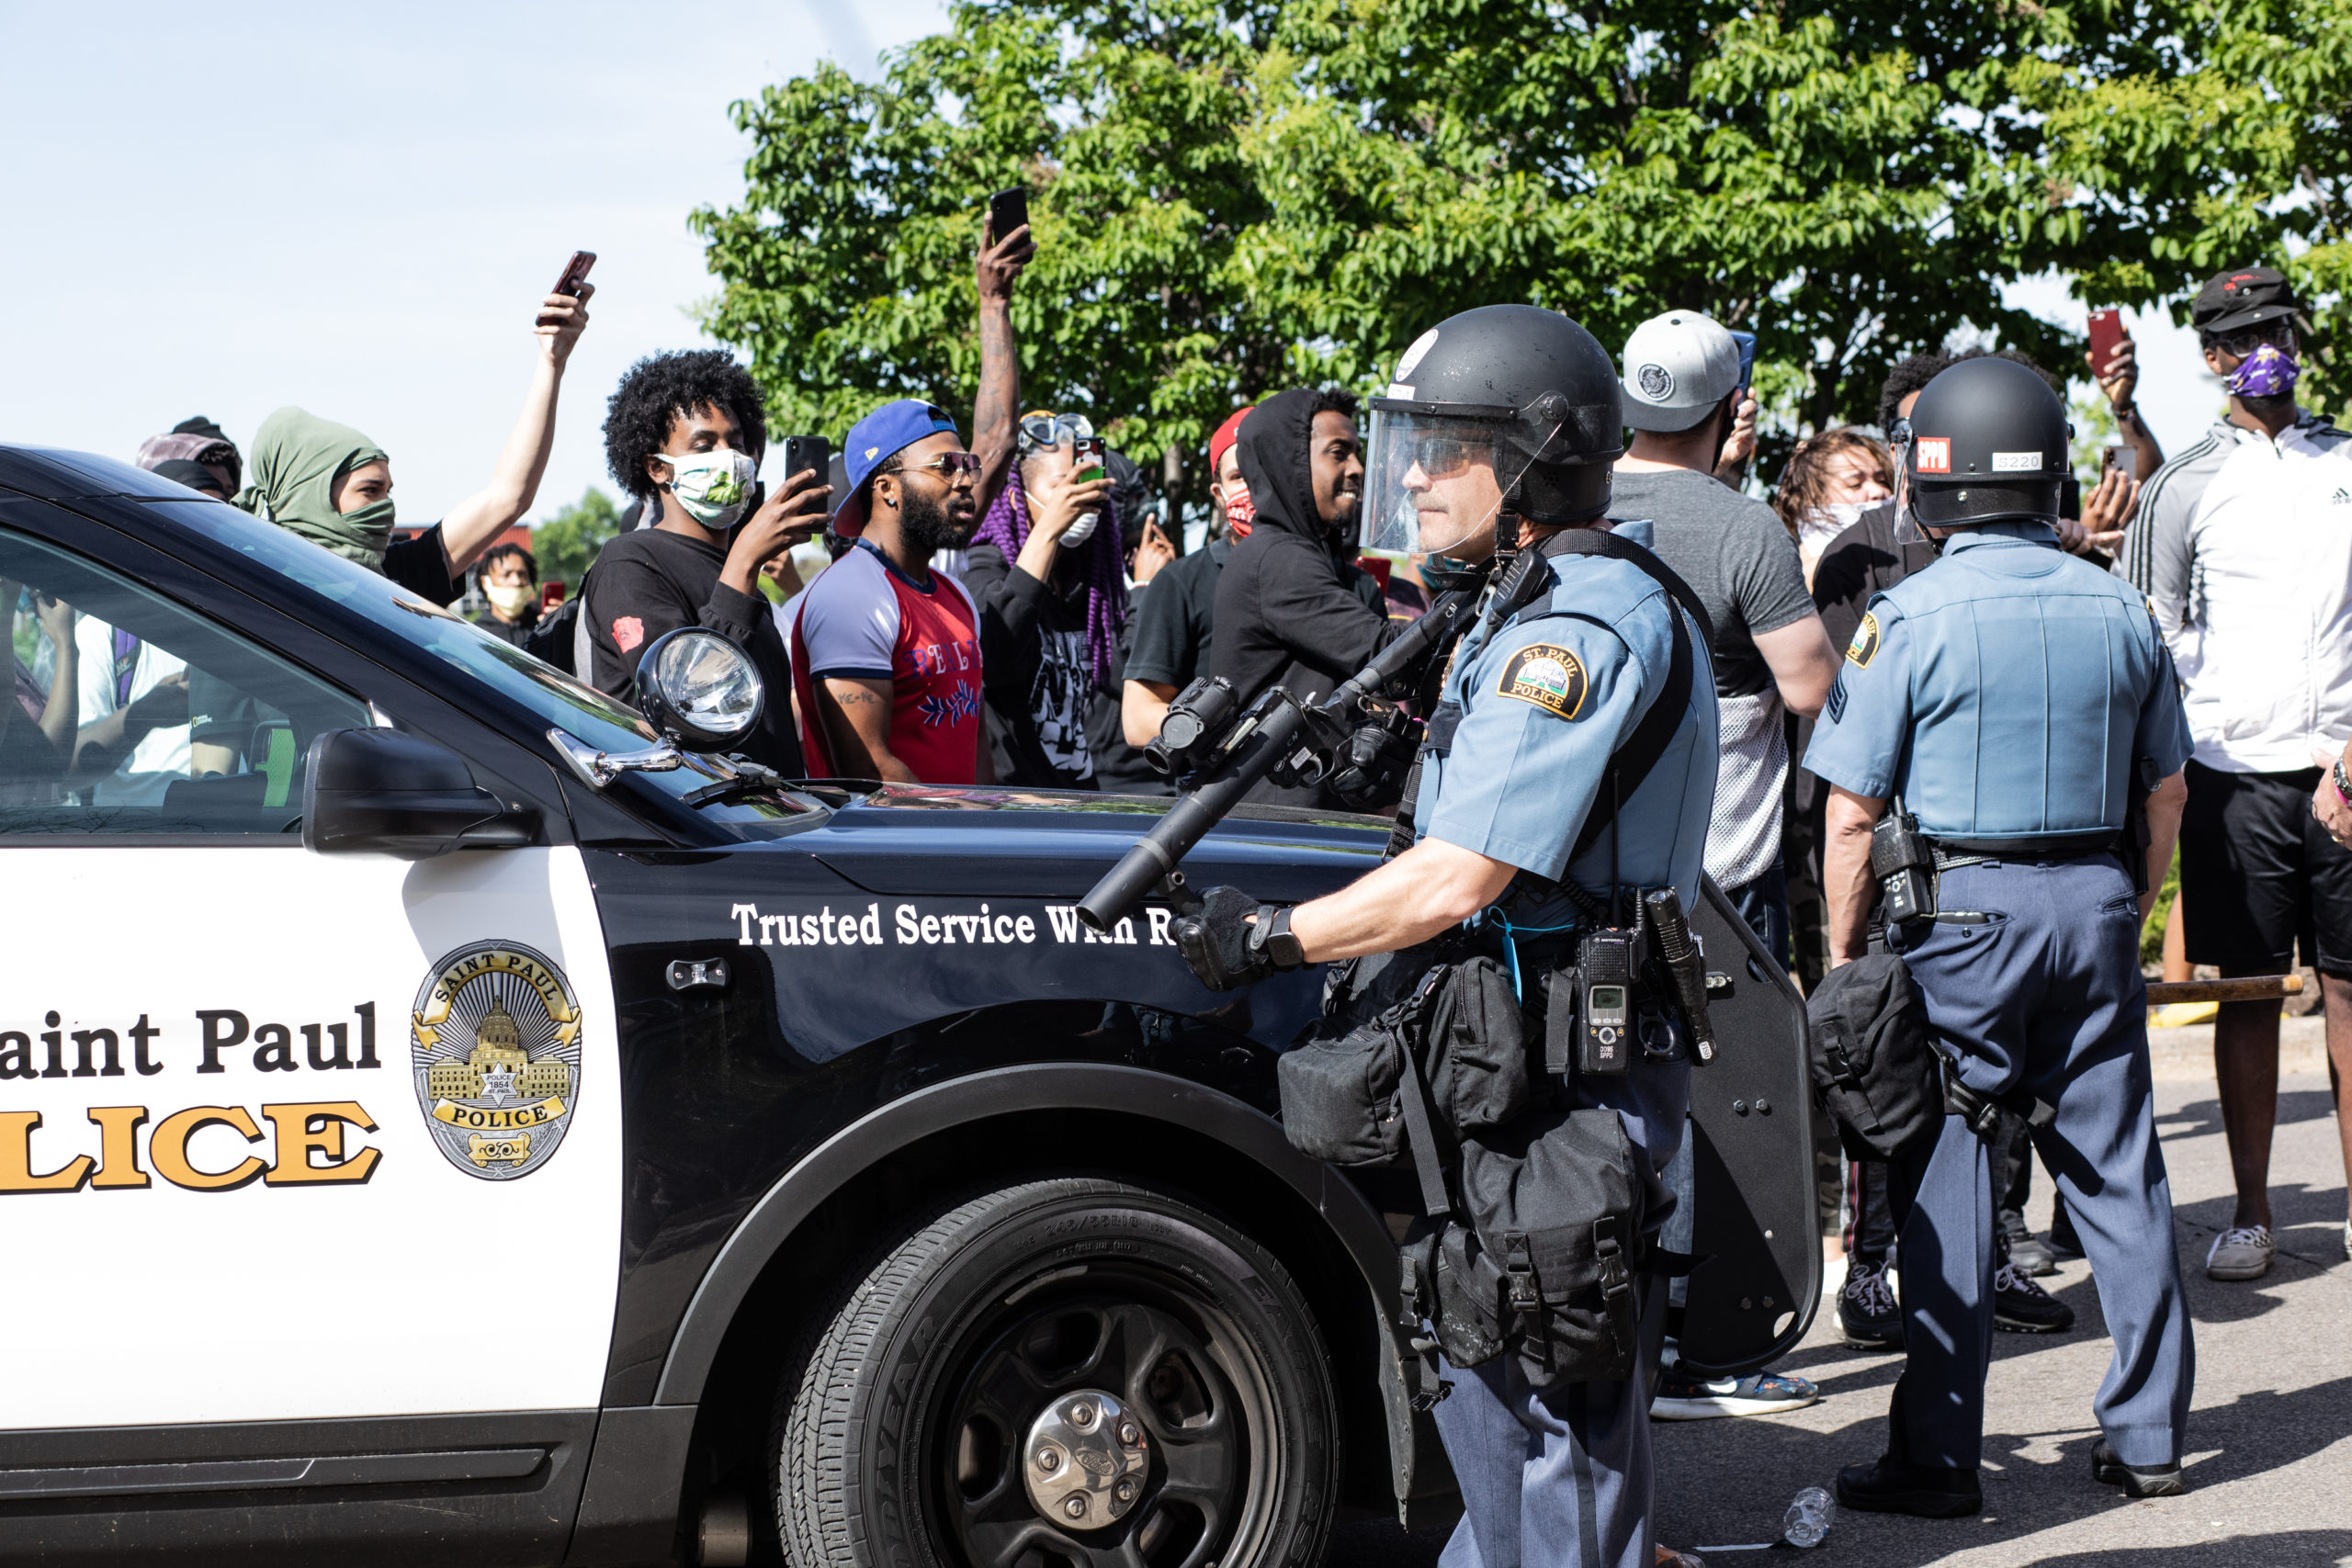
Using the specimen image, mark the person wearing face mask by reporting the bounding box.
[1773,427,1894,583]
[1209,389,1400,808]
[235,284,593,603]
[584,349,829,773]
[1121,402,1254,751]
[958,411,1123,788]
[2115,264,2352,1283]
[470,544,543,648]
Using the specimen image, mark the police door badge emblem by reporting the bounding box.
[1497,643,1589,719]
[1847,613,1881,668]
[411,942,582,1180]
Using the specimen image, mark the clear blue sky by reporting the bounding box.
[0,1,2228,532]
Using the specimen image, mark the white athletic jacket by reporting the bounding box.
[2113,412,2352,774]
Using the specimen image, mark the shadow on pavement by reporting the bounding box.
[2021,1530,2352,1566]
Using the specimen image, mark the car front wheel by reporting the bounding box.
[774,1176,1340,1568]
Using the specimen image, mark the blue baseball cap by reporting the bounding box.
[833,399,962,537]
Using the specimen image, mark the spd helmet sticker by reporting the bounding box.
[1847,613,1882,668]
[412,942,582,1180]
[1497,643,1589,720]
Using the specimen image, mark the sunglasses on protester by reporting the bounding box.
[1018,411,1095,450]
[2212,323,2296,359]
[882,451,984,480]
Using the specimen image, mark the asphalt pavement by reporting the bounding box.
[1335,1017,2351,1567]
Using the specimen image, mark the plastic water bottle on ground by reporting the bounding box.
[1782,1485,1834,1548]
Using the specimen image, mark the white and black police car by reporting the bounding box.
[0,447,1815,1568]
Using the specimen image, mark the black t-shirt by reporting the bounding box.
[1088,582,1170,795]
[1124,539,1227,693]
[582,526,803,775]
[470,609,540,648]
[382,525,461,607]
[960,543,1101,789]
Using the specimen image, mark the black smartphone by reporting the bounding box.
[553,250,596,298]
[785,435,831,487]
[988,186,1030,244]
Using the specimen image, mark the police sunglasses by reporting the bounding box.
[881,452,983,481]
[1411,434,1491,477]
[1019,411,1094,449]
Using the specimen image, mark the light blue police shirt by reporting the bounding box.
[1414,519,1719,923]
[1803,522,2192,840]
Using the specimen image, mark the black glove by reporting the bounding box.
[1175,886,1301,991]
[1328,721,1418,810]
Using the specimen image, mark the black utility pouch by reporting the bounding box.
[1279,929,1532,1164]
[1804,951,1942,1160]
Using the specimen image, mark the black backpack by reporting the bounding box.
[1804,951,1942,1160]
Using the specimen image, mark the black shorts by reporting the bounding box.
[2178,759,2352,976]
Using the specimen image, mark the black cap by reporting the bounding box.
[2193,265,2299,336]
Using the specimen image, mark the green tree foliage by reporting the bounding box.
[532,488,621,591]
[694,0,2352,504]
[2041,0,2352,409]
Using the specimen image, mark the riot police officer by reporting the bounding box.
[1176,304,1719,1567]
[1806,355,2196,1513]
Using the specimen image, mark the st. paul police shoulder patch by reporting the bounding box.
[1846,612,1882,668]
[1496,642,1589,719]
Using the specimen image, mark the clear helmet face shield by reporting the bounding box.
[1361,407,1561,562]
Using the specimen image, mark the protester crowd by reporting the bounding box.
[75,207,2352,1511]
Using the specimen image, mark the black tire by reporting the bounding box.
[773,1177,1340,1568]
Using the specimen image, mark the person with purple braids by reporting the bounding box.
[959,411,1122,787]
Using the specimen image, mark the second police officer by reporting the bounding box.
[1806,355,2197,1515]
[1176,303,1719,1567]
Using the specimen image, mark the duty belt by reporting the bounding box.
[1929,830,2125,870]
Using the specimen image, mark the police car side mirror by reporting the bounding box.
[635,627,763,754]
[302,728,539,860]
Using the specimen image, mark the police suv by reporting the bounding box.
[0,448,1815,1568]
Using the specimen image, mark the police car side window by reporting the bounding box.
[1,527,368,837]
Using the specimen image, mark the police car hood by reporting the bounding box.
[795,783,1388,903]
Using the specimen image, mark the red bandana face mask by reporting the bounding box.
[1223,484,1256,539]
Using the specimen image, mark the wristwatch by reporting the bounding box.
[2333,755,2352,807]
[1250,905,1307,970]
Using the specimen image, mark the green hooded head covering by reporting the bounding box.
[234,406,395,570]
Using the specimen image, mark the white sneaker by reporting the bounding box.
[2206,1224,2275,1280]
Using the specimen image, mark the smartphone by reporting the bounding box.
[1728,329,1758,392]
[784,434,831,487]
[1071,434,1105,484]
[2087,307,2127,375]
[552,250,597,298]
[539,581,567,610]
[988,186,1030,245]
[2103,444,2137,480]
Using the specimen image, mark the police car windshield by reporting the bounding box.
[142,500,815,826]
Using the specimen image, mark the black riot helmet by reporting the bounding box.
[1362,305,1625,562]
[1899,355,2072,529]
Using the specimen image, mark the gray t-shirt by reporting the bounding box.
[1609,467,1815,890]
[1608,468,1812,697]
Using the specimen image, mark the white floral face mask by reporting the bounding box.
[662,447,758,527]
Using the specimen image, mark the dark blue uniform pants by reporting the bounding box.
[1885,855,2194,1471]
[1432,1058,1688,1568]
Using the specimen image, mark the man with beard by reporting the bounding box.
[1209,388,1401,807]
[791,400,995,783]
